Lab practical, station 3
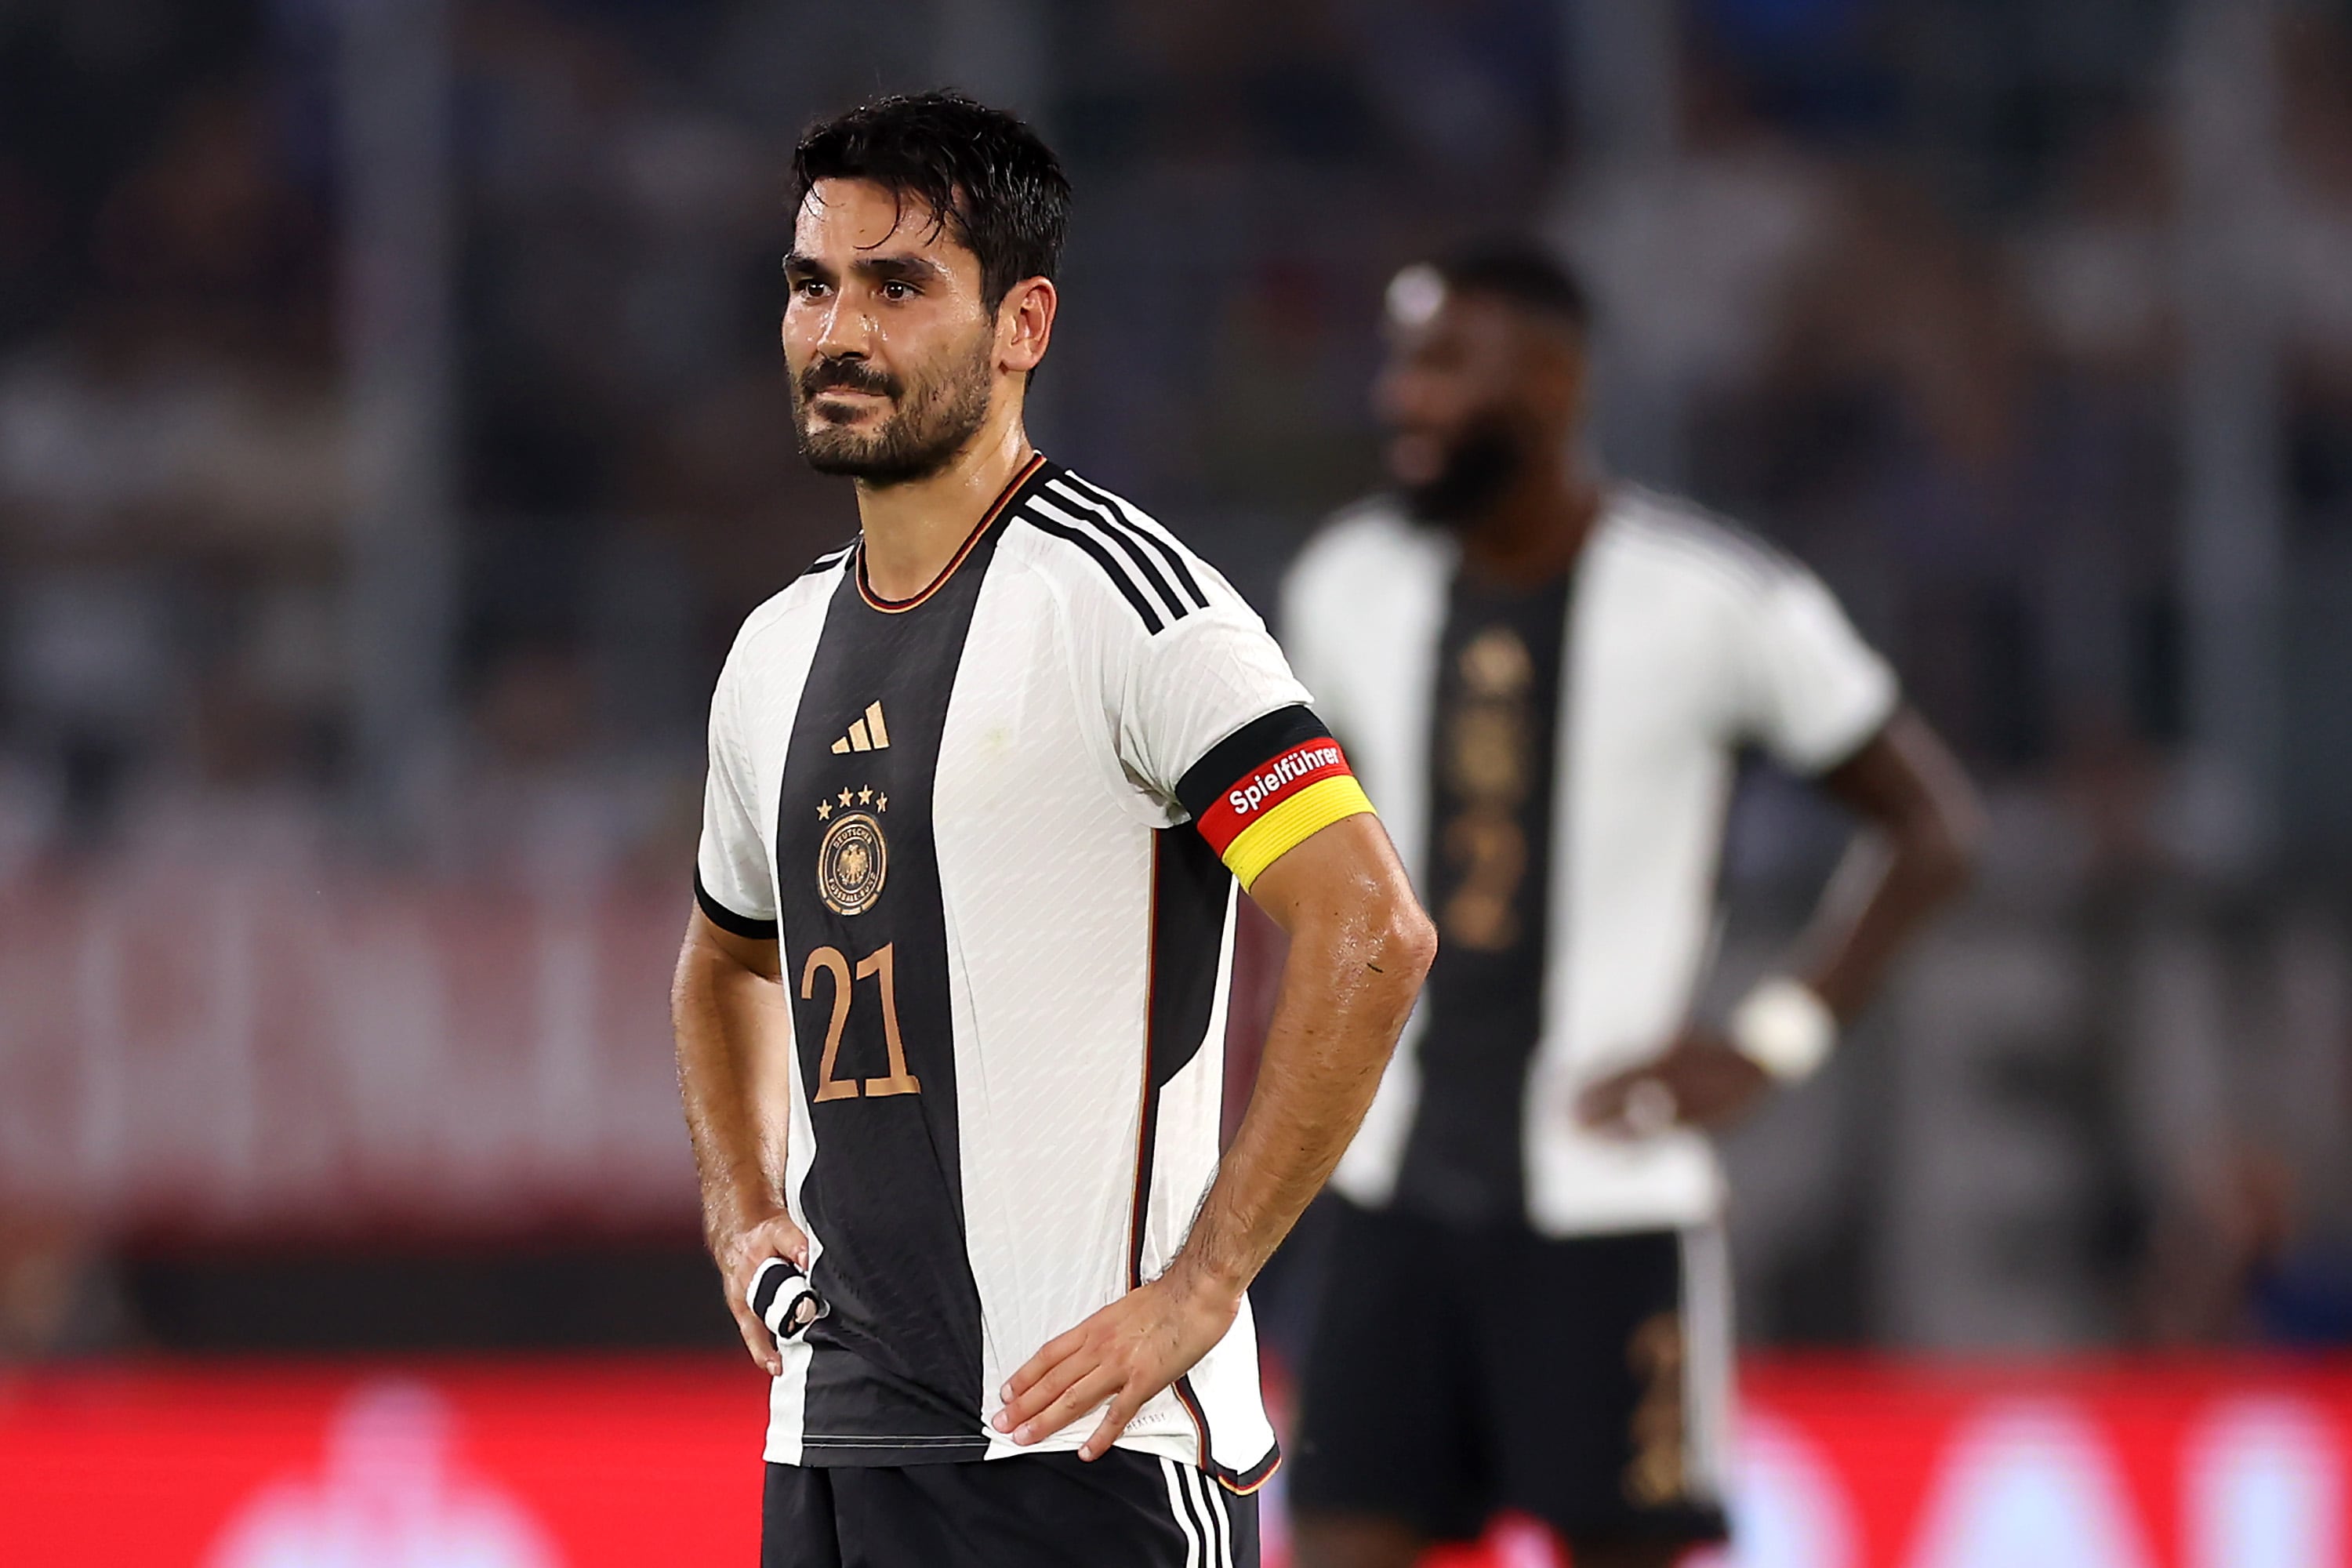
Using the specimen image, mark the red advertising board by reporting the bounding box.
[0,1360,765,1567]
[4,1358,2349,1566]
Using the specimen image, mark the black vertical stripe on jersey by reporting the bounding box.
[1128,829,1233,1287]
[1393,566,1573,1229]
[776,495,1034,1462]
[1056,471,1210,611]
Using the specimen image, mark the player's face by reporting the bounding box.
[1374,275,1577,524]
[782,178,1000,485]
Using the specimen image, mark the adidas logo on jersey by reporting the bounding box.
[829,702,891,754]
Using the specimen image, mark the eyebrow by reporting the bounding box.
[782,250,955,286]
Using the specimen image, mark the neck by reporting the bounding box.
[855,400,1034,601]
[1454,447,1602,586]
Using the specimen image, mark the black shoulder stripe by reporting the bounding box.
[1060,474,1210,609]
[1174,703,1332,822]
[1044,477,1192,605]
[1021,510,1167,633]
[1057,473,1210,610]
[694,867,779,940]
[799,540,858,579]
[1030,492,1191,626]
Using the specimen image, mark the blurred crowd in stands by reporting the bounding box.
[2,0,2350,1357]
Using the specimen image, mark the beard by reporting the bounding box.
[1399,419,1526,528]
[791,330,995,486]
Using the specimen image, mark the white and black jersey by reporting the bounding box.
[696,455,1373,1486]
[1282,486,1896,1237]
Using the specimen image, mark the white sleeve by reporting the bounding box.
[1039,490,1364,886]
[1737,564,1900,775]
[693,647,778,935]
[1116,588,1377,891]
[1117,597,1316,808]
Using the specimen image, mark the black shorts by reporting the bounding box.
[762,1450,1259,1567]
[1289,1198,1731,1549]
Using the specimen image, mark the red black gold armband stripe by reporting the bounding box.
[1177,706,1376,890]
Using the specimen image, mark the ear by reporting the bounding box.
[996,277,1057,376]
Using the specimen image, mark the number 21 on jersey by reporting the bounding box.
[800,942,920,1102]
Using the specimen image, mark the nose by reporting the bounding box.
[812,289,873,363]
[784,288,875,368]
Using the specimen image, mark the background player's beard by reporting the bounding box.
[1403,416,1526,528]
[793,329,996,487]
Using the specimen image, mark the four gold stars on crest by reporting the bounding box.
[815,785,889,820]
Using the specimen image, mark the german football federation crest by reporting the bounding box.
[816,798,888,916]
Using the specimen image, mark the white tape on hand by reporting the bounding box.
[1728,977,1838,1083]
[749,1256,827,1345]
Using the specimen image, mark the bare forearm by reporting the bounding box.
[673,913,809,1374]
[1174,863,1433,1295]
[671,919,790,1242]
[1799,712,1982,1022]
[1797,829,1960,1020]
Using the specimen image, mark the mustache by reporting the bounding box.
[798,357,902,401]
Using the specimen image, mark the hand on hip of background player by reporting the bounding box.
[1577,1028,1773,1138]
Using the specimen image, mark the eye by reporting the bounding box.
[880,280,916,301]
[789,277,828,300]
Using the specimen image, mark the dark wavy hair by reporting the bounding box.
[790,91,1072,309]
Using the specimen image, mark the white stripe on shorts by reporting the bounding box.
[1212,1475,1236,1568]
[1679,1223,1735,1502]
[1160,1457,1204,1568]
[1190,1464,1233,1568]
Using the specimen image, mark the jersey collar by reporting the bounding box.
[855,452,1052,614]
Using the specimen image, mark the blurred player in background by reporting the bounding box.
[1279,248,1984,1568]
[670,93,1434,1567]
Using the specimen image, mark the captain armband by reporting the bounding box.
[1176,706,1376,891]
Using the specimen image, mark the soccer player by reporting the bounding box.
[1279,249,1984,1568]
[670,93,1436,1568]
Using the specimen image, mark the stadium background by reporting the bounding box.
[3,0,2351,1562]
